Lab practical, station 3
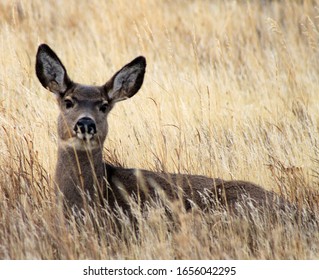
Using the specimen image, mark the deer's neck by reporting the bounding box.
[55,145,105,209]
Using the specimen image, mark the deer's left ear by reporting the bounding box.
[104,56,146,103]
[36,44,73,97]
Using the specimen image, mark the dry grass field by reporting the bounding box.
[1,0,319,259]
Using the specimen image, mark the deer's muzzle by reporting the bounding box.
[74,117,97,141]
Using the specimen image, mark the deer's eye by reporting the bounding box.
[99,103,108,113]
[64,99,74,109]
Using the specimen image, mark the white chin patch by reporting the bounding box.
[61,135,98,150]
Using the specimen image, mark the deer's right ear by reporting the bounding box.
[36,44,72,97]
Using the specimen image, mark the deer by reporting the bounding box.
[35,44,286,221]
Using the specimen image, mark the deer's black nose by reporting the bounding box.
[74,117,97,135]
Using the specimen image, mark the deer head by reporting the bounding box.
[36,44,146,151]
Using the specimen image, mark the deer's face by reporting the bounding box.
[35,44,146,150]
[56,85,112,150]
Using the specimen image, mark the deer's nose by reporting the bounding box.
[74,117,97,135]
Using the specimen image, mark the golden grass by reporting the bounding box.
[1,0,319,259]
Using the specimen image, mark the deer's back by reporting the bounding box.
[104,164,282,213]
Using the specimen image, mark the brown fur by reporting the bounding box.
[36,44,286,218]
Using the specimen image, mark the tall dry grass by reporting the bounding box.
[0,0,319,259]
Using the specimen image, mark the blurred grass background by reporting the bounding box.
[0,0,319,259]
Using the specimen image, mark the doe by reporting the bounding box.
[36,44,283,217]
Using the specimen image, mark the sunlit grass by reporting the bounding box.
[0,0,319,259]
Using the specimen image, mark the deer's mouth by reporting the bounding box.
[75,130,95,141]
[72,130,99,150]
[62,134,99,151]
